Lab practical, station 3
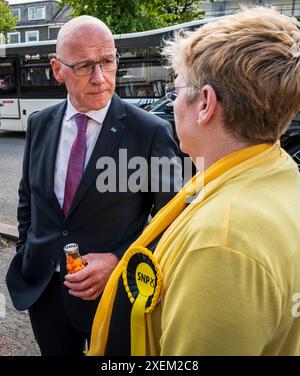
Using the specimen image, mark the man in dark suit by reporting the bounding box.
[6,15,181,356]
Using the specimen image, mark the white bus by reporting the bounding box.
[0,18,216,132]
[1,16,300,169]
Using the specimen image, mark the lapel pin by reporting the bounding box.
[110,127,117,133]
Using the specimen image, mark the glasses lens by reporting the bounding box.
[74,62,94,76]
[165,84,177,101]
[167,92,177,101]
[100,56,118,72]
[74,56,118,76]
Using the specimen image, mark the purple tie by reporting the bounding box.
[63,113,88,216]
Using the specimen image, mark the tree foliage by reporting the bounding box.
[0,0,17,35]
[147,0,205,26]
[58,0,205,33]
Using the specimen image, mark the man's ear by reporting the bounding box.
[50,58,64,84]
[197,85,218,127]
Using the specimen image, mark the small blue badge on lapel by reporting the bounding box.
[110,127,117,133]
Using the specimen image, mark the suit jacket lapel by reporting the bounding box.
[45,100,67,218]
[66,95,127,219]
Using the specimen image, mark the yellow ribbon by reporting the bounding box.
[131,294,148,355]
[122,247,162,356]
[87,142,274,356]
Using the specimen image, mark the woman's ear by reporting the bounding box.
[196,85,218,127]
[50,58,64,84]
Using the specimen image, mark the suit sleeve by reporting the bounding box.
[16,116,33,253]
[148,121,182,215]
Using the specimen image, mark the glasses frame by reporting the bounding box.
[165,83,200,101]
[165,82,222,102]
[56,50,120,76]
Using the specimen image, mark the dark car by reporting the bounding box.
[149,97,300,171]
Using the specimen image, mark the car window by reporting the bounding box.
[143,96,167,111]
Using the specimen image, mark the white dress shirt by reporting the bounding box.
[54,97,111,209]
[53,98,110,272]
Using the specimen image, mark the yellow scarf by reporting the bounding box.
[87,142,275,356]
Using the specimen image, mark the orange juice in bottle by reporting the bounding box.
[63,243,86,274]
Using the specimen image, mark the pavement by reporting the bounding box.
[0,131,24,227]
[0,236,40,356]
[0,223,18,240]
[0,132,39,355]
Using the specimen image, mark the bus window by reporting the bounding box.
[0,58,17,98]
[119,48,149,58]
[116,60,171,99]
[20,65,67,99]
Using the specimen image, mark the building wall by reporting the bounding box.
[5,0,71,43]
[5,0,300,44]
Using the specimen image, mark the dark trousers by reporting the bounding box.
[28,273,87,356]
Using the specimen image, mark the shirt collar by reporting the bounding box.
[65,95,111,125]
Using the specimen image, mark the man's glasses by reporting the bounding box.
[56,51,120,76]
[165,83,200,101]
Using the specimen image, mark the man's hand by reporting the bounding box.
[64,252,119,301]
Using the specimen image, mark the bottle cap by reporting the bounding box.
[64,243,79,255]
